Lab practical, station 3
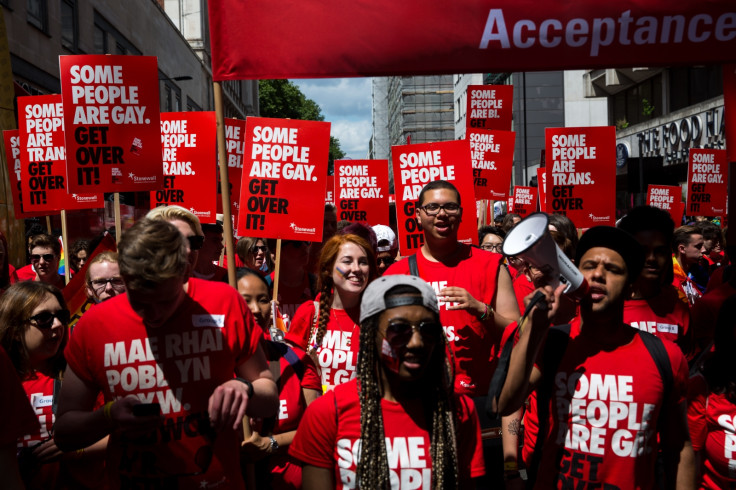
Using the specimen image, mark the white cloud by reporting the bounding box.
[292,78,372,159]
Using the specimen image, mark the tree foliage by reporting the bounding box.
[259,80,345,174]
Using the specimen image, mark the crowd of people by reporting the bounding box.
[0,180,734,489]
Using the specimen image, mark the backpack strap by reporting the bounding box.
[527,323,572,488]
[52,377,62,416]
[408,254,419,277]
[637,330,674,424]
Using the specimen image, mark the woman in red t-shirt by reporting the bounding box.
[290,275,485,489]
[285,234,378,392]
[688,295,736,489]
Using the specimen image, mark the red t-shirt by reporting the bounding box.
[384,245,503,396]
[19,371,60,486]
[533,330,689,489]
[65,278,261,490]
[14,263,37,282]
[0,346,37,446]
[286,301,359,392]
[688,374,736,490]
[289,378,485,487]
[257,344,321,489]
[624,286,691,358]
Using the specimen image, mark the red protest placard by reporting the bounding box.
[508,197,514,213]
[3,130,46,219]
[512,186,538,217]
[237,117,331,241]
[59,55,162,193]
[546,126,616,228]
[151,112,217,223]
[325,177,335,205]
[335,160,389,226]
[647,185,683,224]
[392,140,477,255]
[687,149,727,217]
[18,95,103,212]
[466,85,513,131]
[537,167,547,213]
[217,118,246,222]
[467,129,515,200]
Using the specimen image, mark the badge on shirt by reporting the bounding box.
[32,394,54,409]
[192,314,225,328]
[656,323,678,334]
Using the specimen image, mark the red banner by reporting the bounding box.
[392,140,477,255]
[151,112,217,223]
[466,85,513,131]
[3,130,46,219]
[335,160,389,226]
[724,64,736,163]
[217,118,246,223]
[467,129,515,200]
[537,167,547,213]
[512,186,538,217]
[209,1,736,80]
[646,184,683,224]
[686,148,727,217]
[546,126,616,228]
[18,95,103,213]
[59,55,162,193]
[236,117,331,241]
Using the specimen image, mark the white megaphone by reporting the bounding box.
[502,212,588,297]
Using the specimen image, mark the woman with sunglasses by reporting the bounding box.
[236,237,272,277]
[285,234,377,392]
[290,275,485,489]
[0,281,103,487]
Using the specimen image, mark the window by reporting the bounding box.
[61,0,78,52]
[186,97,202,112]
[93,24,107,53]
[669,66,723,112]
[160,73,182,112]
[27,0,48,32]
[93,11,141,56]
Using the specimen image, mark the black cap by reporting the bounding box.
[575,226,645,283]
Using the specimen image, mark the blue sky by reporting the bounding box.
[293,78,372,159]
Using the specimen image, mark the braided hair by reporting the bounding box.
[310,234,377,351]
[355,285,459,489]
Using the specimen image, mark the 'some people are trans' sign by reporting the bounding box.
[59,55,162,193]
[18,95,103,213]
[466,128,515,200]
[237,117,331,241]
[545,126,615,228]
[151,112,217,223]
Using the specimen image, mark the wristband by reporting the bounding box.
[504,461,518,472]
[479,303,488,320]
[235,377,254,398]
[102,401,115,423]
[269,435,279,453]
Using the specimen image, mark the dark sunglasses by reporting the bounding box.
[187,235,205,250]
[377,256,395,266]
[384,320,443,347]
[28,309,71,329]
[250,245,268,253]
[30,253,56,262]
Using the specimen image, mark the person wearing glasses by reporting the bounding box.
[236,236,272,277]
[0,282,103,487]
[27,234,65,288]
[478,225,506,254]
[372,224,399,276]
[291,274,485,488]
[85,251,125,303]
[54,219,278,489]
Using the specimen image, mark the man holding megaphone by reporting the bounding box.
[496,225,694,490]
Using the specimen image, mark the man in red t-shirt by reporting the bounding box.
[384,180,519,397]
[672,225,706,305]
[498,226,695,489]
[54,219,278,490]
[618,206,692,357]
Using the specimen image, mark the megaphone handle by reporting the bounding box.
[526,290,549,312]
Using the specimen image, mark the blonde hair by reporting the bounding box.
[146,205,203,236]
